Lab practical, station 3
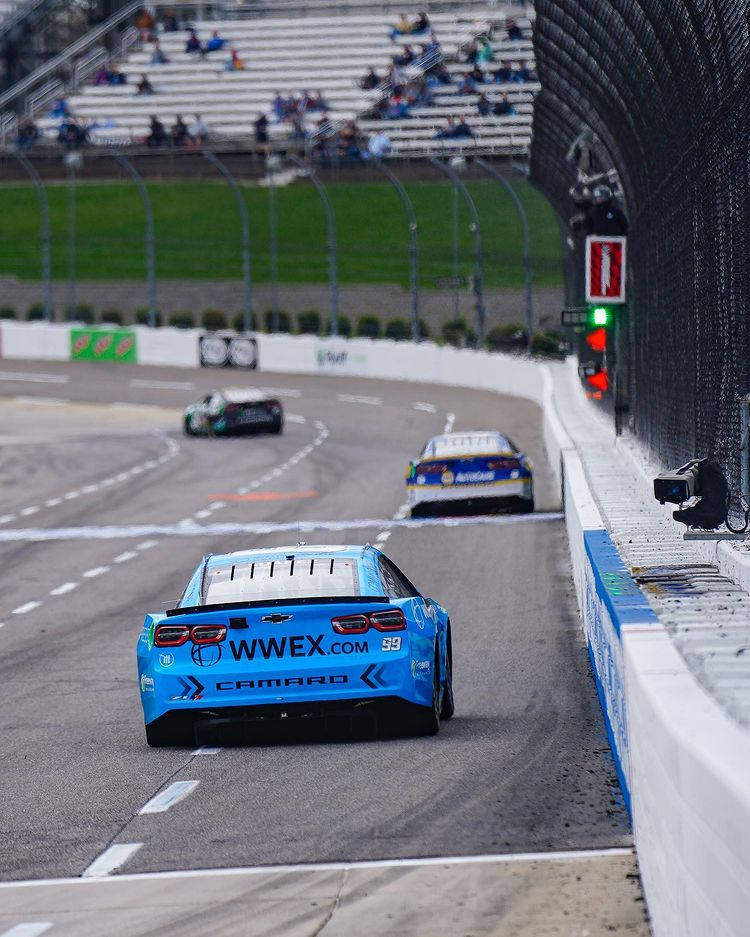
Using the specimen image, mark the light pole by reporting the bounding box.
[374,158,420,341]
[428,156,485,345]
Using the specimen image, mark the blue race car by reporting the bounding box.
[406,431,534,516]
[137,544,454,746]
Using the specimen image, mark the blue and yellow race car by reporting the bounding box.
[406,431,534,516]
[137,544,454,746]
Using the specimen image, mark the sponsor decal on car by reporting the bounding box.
[140,675,155,693]
[217,674,348,690]
[191,643,223,667]
[381,636,402,651]
[441,470,455,485]
[454,470,495,484]
[228,635,367,660]
[159,652,175,667]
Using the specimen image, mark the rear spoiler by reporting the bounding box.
[166,595,390,618]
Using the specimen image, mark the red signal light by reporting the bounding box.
[586,369,610,392]
[585,327,607,353]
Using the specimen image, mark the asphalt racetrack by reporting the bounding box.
[0,360,649,936]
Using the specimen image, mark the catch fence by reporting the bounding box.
[530,0,750,507]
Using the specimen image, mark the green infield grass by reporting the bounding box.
[0,178,562,289]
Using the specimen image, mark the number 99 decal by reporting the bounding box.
[381,636,402,652]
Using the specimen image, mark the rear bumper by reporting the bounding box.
[407,477,532,505]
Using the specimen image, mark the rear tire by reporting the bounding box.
[183,417,194,436]
[518,496,535,514]
[413,648,441,736]
[145,716,195,748]
[440,627,455,720]
[273,420,283,434]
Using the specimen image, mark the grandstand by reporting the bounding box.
[26,4,536,156]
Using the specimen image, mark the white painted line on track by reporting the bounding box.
[44,498,62,507]
[63,491,79,500]
[374,531,391,543]
[209,501,226,510]
[413,401,437,413]
[130,378,194,391]
[13,395,68,406]
[12,601,41,615]
[19,506,39,516]
[0,513,564,542]
[194,509,212,519]
[81,843,142,878]
[0,371,69,384]
[260,387,301,398]
[139,780,200,814]
[444,412,456,433]
[285,413,306,423]
[0,514,16,525]
[82,566,109,578]
[4,847,635,889]
[194,746,222,755]
[0,923,53,937]
[114,473,129,482]
[0,623,5,629]
[337,393,382,406]
[137,540,158,551]
[80,485,99,494]
[113,551,137,563]
[49,582,78,596]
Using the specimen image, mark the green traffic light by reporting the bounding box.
[592,306,610,326]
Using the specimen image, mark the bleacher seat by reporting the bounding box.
[36,4,536,156]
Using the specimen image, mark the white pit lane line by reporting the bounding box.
[139,781,200,815]
[413,401,438,413]
[12,601,41,615]
[130,378,194,391]
[0,371,69,384]
[0,924,53,937]
[49,582,78,596]
[81,843,143,879]
[337,393,382,406]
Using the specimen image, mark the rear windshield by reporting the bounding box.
[202,556,362,606]
[424,434,512,458]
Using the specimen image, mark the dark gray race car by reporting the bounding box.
[184,388,283,436]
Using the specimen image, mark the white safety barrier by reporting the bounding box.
[2,322,749,935]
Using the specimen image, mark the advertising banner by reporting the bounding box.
[70,328,137,362]
[199,333,258,369]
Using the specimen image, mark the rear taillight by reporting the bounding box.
[416,462,448,474]
[370,610,406,631]
[331,610,406,634]
[488,458,519,470]
[191,625,227,644]
[154,624,190,646]
[331,614,369,635]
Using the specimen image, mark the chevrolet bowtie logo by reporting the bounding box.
[261,613,293,624]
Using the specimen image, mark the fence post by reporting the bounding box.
[66,158,76,316]
[267,155,280,333]
[287,153,339,337]
[202,149,253,332]
[374,157,420,342]
[14,152,52,320]
[112,152,157,328]
[428,156,485,346]
[475,158,533,350]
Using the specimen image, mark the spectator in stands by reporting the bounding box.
[58,117,89,149]
[109,65,126,85]
[458,72,477,95]
[309,90,328,111]
[225,47,245,70]
[463,39,479,64]
[412,11,430,33]
[338,119,362,162]
[189,113,209,143]
[425,61,451,85]
[493,60,513,82]
[468,63,485,85]
[435,116,473,139]
[386,91,409,120]
[360,67,380,90]
[150,41,169,64]
[137,73,154,95]
[146,114,167,147]
[477,92,491,116]
[367,129,391,158]
[406,76,433,107]
[477,36,494,65]
[493,93,515,115]
[161,9,179,32]
[393,45,415,67]
[205,30,226,53]
[135,7,156,41]
[50,97,70,119]
[170,114,189,146]
[506,18,524,40]
[272,92,285,120]
[94,64,110,85]
[390,12,413,39]
[16,116,38,150]
[185,29,202,54]
[422,31,442,60]
[388,62,407,93]
[254,112,269,148]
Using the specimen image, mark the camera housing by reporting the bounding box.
[653,460,700,505]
